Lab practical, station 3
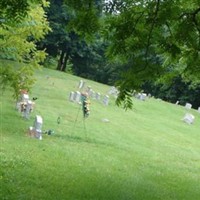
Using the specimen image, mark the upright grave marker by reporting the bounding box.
[23,100,34,119]
[74,91,81,103]
[69,91,75,102]
[28,115,43,139]
[185,103,192,109]
[95,92,101,101]
[103,95,109,106]
[78,80,85,90]
[182,113,195,124]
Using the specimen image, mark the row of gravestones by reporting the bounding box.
[107,86,200,125]
[16,92,43,140]
[69,90,110,106]
[70,80,110,106]
[182,103,200,124]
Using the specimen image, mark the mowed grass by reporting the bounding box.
[0,68,200,200]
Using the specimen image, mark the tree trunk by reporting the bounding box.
[56,50,65,70]
[61,51,70,72]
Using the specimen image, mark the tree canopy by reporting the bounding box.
[102,0,200,108]
[1,0,200,108]
[0,0,50,99]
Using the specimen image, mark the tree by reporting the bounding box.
[0,0,50,99]
[103,0,200,109]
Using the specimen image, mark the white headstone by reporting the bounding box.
[183,113,195,124]
[24,100,33,119]
[34,115,43,139]
[69,91,75,102]
[74,91,81,103]
[103,95,109,106]
[140,93,147,101]
[34,115,43,130]
[21,94,29,102]
[198,107,200,113]
[78,80,85,90]
[175,101,179,105]
[185,103,192,109]
[88,89,94,97]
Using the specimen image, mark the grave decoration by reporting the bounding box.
[81,92,90,118]
[28,115,43,139]
[44,129,54,135]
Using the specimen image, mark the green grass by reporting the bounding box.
[1,68,200,200]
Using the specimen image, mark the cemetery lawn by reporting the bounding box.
[1,68,200,200]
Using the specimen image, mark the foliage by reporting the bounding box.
[103,0,200,109]
[0,1,50,99]
[0,0,47,22]
[142,76,200,109]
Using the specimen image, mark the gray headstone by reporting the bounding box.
[74,91,81,103]
[33,115,43,139]
[140,93,147,101]
[24,100,33,119]
[95,92,101,101]
[21,94,29,102]
[185,103,192,109]
[103,95,109,106]
[69,91,75,102]
[175,101,179,105]
[78,80,85,90]
[182,113,195,124]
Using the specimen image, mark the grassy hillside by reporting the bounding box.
[1,68,200,200]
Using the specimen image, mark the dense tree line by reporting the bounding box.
[0,0,199,109]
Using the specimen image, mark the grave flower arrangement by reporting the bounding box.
[81,93,90,118]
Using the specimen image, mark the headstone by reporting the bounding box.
[176,101,179,105]
[140,93,147,101]
[92,91,96,99]
[69,91,75,102]
[108,86,119,98]
[88,89,94,97]
[108,86,117,95]
[74,91,81,103]
[95,92,101,101]
[136,93,146,101]
[78,80,85,90]
[21,94,29,102]
[198,107,200,113]
[182,113,195,124]
[86,86,92,95]
[34,115,43,139]
[185,103,192,109]
[23,100,33,119]
[103,95,109,106]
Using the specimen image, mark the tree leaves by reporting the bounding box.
[0,1,50,99]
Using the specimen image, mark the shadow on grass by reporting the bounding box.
[53,133,115,148]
